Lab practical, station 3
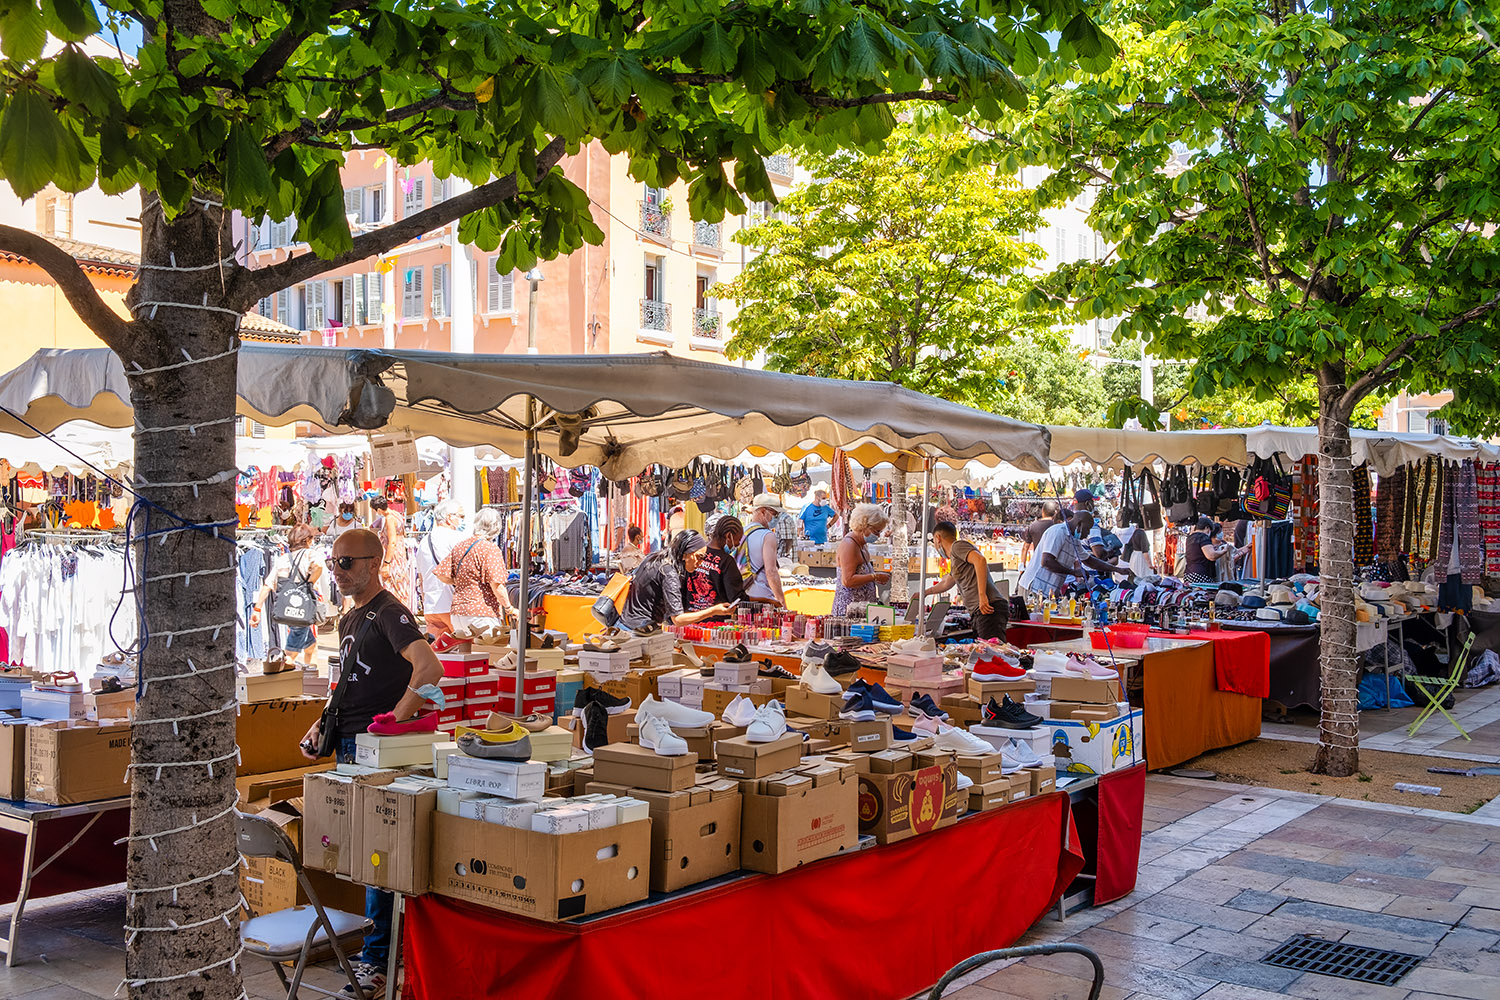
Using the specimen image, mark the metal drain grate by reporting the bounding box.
[1262,935,1423,986]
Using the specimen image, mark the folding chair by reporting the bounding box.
[236,810,372,999]
[1407,634,1473,740]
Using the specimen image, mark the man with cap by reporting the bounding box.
[1071,488,1096,516]
[743,494,788,606]
[1018,510,1134,597]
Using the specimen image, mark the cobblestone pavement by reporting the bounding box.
[5,774,1500,999]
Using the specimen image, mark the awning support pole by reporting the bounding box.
[514,396,535,696]
[917,457,932,636]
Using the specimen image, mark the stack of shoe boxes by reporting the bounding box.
[353,729,445,768]
[715,732,803,780]
[495,665,557,720]
[855,747,960,844]
[588,771,743,891]
[739,755,860,873]
[431,675,468,732]
[883,649,944,709]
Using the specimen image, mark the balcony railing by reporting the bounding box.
[765,153,793,177]
[640,201,670,239]
[692,220,722,249]
[693,307,721,339]
[640,298,672,332]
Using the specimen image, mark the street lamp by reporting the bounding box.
[525,267,545,354]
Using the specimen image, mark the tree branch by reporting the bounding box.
[796,88,958,108]
[242,1,371,91]
[0,226,134,353]
[233,136,569,309]
[1440,291,1500,332]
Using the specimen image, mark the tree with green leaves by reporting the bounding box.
[717,118,1050,596]
[998,0,1500,775]
[0,2,1111,995]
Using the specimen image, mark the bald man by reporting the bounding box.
[300,527,442,997]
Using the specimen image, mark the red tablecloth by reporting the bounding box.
[1144,629,1270,698]
[403,792,1086,1000]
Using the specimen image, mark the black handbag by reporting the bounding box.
[1214,466,1242,516]
[1195,466,1219,519]
[270,554,318,627]
[1167,466,1196,524]
[1139,470,1164,530]
[314,608,379,759]
[1118,469,1143,527]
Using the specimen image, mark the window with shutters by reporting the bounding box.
[305,281,326,330]
[484,263,515,313]
[368,270,383,319]
[292,285,306,329]
[350,274,367,325]
[470,259,479,311]
[344,189,363,224]
[1077,233,1088,259]
[403,178,425,219]
[276,287,290,325]
[431,263,449,318]
[258,296,272,318]
[431,177,448,204]
[367,186,384,224]
[403,266,425,319]
[330,279,345,325]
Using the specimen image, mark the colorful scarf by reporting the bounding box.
[1352,463,1374,567]
[1479,463,1500,575]
[1374,465,1406,563]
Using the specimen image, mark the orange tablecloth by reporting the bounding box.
[1140,643,1262,770]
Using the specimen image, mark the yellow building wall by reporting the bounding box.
[0,260,130,374]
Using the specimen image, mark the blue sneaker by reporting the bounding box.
[909,693,948,720]
[839,686,877,721]
[892,725,920,741]
[868,682,903,714]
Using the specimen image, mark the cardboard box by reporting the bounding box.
[237,670,305,704]
[588,778,742,892]
[237,763,330,807]
[700,686,776,719]
[438,652,492,678]
[1006,771,1031,802]
[0,717,32,799]
[579,649,632,676]
[85,689,136,722]
[715,733,802,780]
[955,751,1008,785]
[966,677,1037,701]
[784,685,844,720]
[593,743,698,791]
[968,778,1012,812]
[235,697,327,776]
[237,800,369,919]
[20,689,86,720]
[824,718,893,752]
[938,693,984,729]
[626,720,743,762]
[355,780,437,895]
[429,812,651,920]
[1049,708,1142,776]
[711,659,759,686]
[353,730,443,768]
[884,654,943,684]
[855,757,959,844]
[25,721,131,805]
[1048,701,1120,722]
[740,769,858,873]
[1028,766,1056,797]
[302,769,397,876]
[623,665,682,706]
[1047,676,1123,705]
[494,669,557,697]
[447,757,547,800]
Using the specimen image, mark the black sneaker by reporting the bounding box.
[574,687,632,717]
[582,701,610,752]
[909,693,948,720]
[982,694,1042,729]
[723,643,751,663]
[758,661,796,680]
[824,650,863,676]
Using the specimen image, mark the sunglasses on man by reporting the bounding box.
[332,555,379,570]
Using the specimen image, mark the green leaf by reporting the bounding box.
[55,47,119,116]
[700,22,738,74]
[42,0,99,39]
[225,121,274,203]
[0,4,47,62]
[0,89,67,199]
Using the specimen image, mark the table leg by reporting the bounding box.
[3,818,38,968]
[386,893,404,996]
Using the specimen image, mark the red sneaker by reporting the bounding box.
[971,653,1027,681]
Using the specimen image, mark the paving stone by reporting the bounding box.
[1430,865,1500,890]
[1095,910,1201,943]
[1181,865,1290,894]
[1314,850,1435,878]
[1460,906,1500,932]
[1069,927,1207,971]
[1158,876,1243,906]
[1341,870,1465,901]
[1333,925,1440,957]
[1454,885,1500,909]
[1174,926,1282,962]
[1282,970,1418,1000]
[1404,847,1500,874]
[1222,851,1357,883]
[1176,953,1301,993]
[1400,966,1500,999]
[1275,876,1401,913]
[1196,985,1294,1000]
[0,967,56,997]
[1382,896,1472,924]
[999,959,1131,999]
[1272,900,1452,942]
[1129,895,1262,933]
[8,986,100,1000]
[1226,890,1288,915]
[1243,838,1337,863]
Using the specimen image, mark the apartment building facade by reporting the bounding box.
[238,145,796,361]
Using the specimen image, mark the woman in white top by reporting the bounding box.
[250,523,326,667]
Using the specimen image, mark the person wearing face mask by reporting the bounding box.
[742,494,788,607]
[618,530,735,630]
[298,527,443,999]
[833,503,891,615]
[1018,510,1133,597]
[923,521,1006,639]
[413,499,466,638]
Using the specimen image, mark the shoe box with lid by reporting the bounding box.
[855,748,960,845]
[593,743,699,791]
[563,707,638,750]
[739,758,860,873]
[938,693,984,729]
[784,684,843,720]
[429,810,652,920]
[579,649,632,678]
[354,730,445,769]
[967,778,1011,812]
[966,676,1037,702]
[625,720,744,761]
[1048,701,1123,722]
[1049,708,1142,775]
[438,652,494,679]
[883,675,964,712]
[588,773,742,892]
[0,717,34,799]
[715,732,803,780]
[790,717,892,753]
[884,654,943,684]
[1048,676,1123,705]
[24,720,131,805]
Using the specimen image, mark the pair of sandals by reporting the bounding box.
[34,671,84,694]
[262,648,296,675]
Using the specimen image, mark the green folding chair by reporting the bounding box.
[1407,634,1474,740]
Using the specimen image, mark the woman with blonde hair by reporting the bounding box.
[435,508,516,637]
[832,503,891,615]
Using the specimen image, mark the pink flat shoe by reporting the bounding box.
[366,712,440,736]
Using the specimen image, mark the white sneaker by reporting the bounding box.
[639,715,690,756]
[636,694,714,729]
[932,723,997,756]
[799,660,843,695]
[721,695,757,727]
[1006,738,1042,767]
[339,961,387,999]
[955,771,974,791]
[746,700,788,743]
[892,636,937,655]
[1031,651,1069,675]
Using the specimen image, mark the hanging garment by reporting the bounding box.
[1375,465,1407,564]
[1480,462,1500,575]
[1437,460,1483,585]
[1352,463,1374,567]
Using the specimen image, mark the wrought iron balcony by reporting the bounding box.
[640,298,672,331]
[765,153,793,177]
[640,201,670,239]
[693,220,721,249]
[693,307,721,339]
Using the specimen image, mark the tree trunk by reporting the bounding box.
[890,467,910,602]
[1312,364,1360,777]
[123,194,245,1000]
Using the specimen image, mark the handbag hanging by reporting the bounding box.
[1139,470,1164,530]
[1118,467,1142,527]
[669,466,694,501]
[639,466,663,498]
[1195,465,1219,517]
[788,461,813,498]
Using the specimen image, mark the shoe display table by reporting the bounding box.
[0,795,130,967]
[1005,621,1087,647]
[1032,634,1265,771]
[403,791,1090,1000]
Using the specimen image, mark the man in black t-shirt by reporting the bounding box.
[298,527,441,999]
